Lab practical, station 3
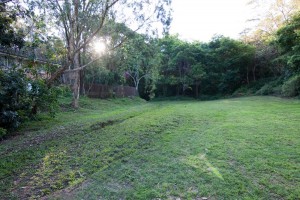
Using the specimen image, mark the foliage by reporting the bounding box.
[245,0,300,43]
[237,1,300,98]
[156,35,182,96]
[0,69,60,137]
[157,35,203,96]
[206,36,255,94]
[0,70,28,130]
[255,78,283,95]
[0,127,6,138]
[120,34,161,98]
[155,28,300,98]
[276,12,300,73]
[84,65,119,86]
[83,29,162,100]
[281,74,300,97]
[232,77,278,96]
[0,2,25,48]
[157,35,255,97]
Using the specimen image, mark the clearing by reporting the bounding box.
[0,96,299,199]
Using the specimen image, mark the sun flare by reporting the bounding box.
[93,40,106,54]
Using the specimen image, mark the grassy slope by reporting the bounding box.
[0,96,299,199]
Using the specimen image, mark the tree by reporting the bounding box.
[121,34,161,97]
[276,12,300,73]
[158,35,193,96]
[28,0,172,107]
[246,0,300,42]
[195,36,255,95]
[0,1,25,48]
[189,63,206,98]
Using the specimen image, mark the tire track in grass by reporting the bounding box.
[48,104,186,200]
[2,103,159,199]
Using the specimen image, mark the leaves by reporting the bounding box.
[0,70,60,136]
[276,12,300,73]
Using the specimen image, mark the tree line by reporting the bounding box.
[84,12,300,100]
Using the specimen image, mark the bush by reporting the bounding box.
[0,69,61,138]
[0,127,7,139]
[233,78,277,96]
[256,78,283,96]
[0,70,28,130]
[281,74,300,97]
[28,79,61,117]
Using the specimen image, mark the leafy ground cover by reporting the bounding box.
[0,96,299,199]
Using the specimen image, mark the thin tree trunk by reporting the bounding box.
[80,69,85,95]
[87,75,96,94]
[195,82,200,99]
[246,67,249,85]
[163,85,167,97]
[80,39,87,95]
[72,52,81,108]
[72,71,80,108]
[135,79,140,96]
[176,85,180,96]
[253,64,256,82]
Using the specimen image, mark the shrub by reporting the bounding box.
[281,74,300,97]
[0,69,61,138]
[28,79,61,117]
[0,127,7,139]
[256,78,283,96]
[233,78,277,96]
[0,70,28,130]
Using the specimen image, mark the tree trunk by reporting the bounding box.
[70,0,80,108]
[71,72,80,108]
[252,64,256,82]
[80,69,85,95]
[135,79,139,96]
[80,38,87,95]
[176,85,180,96]
[163,85,167,96]
[195,82,200,99]
[72,52,81,108]
[246,67,250,85]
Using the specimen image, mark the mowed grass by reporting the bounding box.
[0,96,299,199]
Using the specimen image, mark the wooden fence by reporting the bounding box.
[84,84,137,98]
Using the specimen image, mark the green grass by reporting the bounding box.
[0,96,299,199]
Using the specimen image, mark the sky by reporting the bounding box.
[169,0,256,42]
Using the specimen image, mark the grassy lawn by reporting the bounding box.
[0,96,299,199]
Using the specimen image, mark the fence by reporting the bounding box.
[84,84,137,99]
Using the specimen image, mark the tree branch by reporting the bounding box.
[73,0,120,55]
[46,63,70,86]
[64,56,102,72]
